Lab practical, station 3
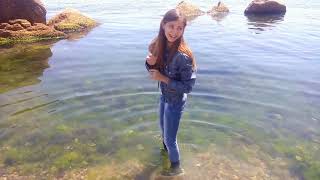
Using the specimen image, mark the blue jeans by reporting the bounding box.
[159,95,186,163]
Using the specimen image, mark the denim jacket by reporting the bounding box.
[146,51,196,103]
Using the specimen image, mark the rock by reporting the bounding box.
[0,0,46,24]
[33,23,50,30]
[0,20,66,44]
[0,8,96,45]
[0,43,53,93]
[26,23,48,31]
[8,19,32,28]
[0,29,11,38]
[176,1,205,19]
[0,23,10,29]
[244,0,286,15]
[48,9,98,33]
[4,24,13,30]
[7,24,24,31]
[208,1,229,14]
[207,1,229,21]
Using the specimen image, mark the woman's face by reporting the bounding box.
[163,18,185,44]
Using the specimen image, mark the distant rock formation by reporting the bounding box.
[208,1,229,14]
[48,9,98,33]
[176,1,205,19]
[0,0,46,24]
[207,1,229,21]
[244,0,286,15]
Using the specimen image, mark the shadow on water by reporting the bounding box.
[0,42,54,93]
[246,14,285,33]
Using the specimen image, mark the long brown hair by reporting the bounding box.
[149,9,196,71]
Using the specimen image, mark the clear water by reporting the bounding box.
[0,0,320,179]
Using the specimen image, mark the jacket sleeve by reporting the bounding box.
[167,54,196,94]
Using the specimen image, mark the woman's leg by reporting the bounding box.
[163,100,186,163]
[159,95,165,137]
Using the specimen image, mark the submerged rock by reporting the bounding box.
[245,0,286,15]
[0,43,53,93]
[48,9,98,33]
[176,1,205,19]
[0,0,46,24]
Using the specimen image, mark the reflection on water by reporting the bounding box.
[66,29,93,41]
[246,14,285,32]
[210,12,229,22]
[0,43,53,93]
[185,15,201,22]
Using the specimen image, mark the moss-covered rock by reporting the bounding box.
[48,9,98,33]
[208,1,229,14]
[176,1,205,19]
[0,8,97,45]
[0,20,66,46]
[207,1,230,21]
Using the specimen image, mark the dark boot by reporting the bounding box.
[161,161,184,176]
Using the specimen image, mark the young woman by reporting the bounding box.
[145,9,197,176]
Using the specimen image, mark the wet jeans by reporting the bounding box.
[159,95,186,163]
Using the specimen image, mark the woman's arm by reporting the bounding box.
[167,54,196,94]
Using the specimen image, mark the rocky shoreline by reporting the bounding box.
[0,0,98,46]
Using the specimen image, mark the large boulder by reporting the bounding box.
[48,9,98,33]
[176,1,205,19]
[244,0,286,15]
[0,0,46,24]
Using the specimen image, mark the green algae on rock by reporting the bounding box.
[0,20,65,46]
[0,9,97,46]
[48,9,98,33]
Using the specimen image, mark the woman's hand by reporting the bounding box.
[149,69,169,84]
[146,53,157,65]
